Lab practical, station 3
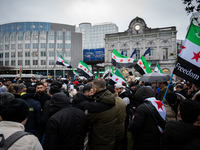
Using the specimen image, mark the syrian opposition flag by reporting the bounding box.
[56,55,72,68]
[154,63,163,73]
[148,62,152,67]
[112,49,134,68]
[108,69,128,86]
[134,55,152,75]
[111,65,114,75]
[173,21,200,85]
[145,97,166,132]
[77,61,93,78]
[102,66,110,79]
[72,68,79,76]
[88,65,92,72]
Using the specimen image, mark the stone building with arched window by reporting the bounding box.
[104,17,177,79]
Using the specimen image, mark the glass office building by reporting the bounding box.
[0,22,82,77]
[76,22,118,49]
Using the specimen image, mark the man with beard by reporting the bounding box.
[35,82,51,109]
[72,86,94,112]
[87,78,118,150]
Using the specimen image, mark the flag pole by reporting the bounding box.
[162,73,174,103]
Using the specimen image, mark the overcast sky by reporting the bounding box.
[0,0,193,39]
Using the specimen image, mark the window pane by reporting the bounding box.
[5,53,9,58]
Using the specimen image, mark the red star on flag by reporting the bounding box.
[122,81,125,83]
[143,66,145,69]
[84,68,86,71]
[80,65,82,68]
[139,61,142,66]
[154,101,164,111]
[113,56,116,59]
[191,51,200,62]
[179,45,186,54]
[120,59,123,62]
[87,71,89,73]
[61,60,64,63]
[128,59,131,62]
[115,78,118,81]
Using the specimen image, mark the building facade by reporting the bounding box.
[76,22,118,49]
[0,22,82,77]
[105,17,177,78]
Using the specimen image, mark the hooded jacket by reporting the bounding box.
[129,86,162,150]
[44,106,88,150]
[41,91,70,131]
[21,93,42,138]
[72,92,92,111]
[87,89,118,150]
[161,120,200,150]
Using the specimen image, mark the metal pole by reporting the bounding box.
[162,73,174,103]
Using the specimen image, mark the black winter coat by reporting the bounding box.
[129,104,161,150]
[129,86,161,150]
[21,93,43,138]
[35,92,51,109]
[41,91,70,132]
[161,120,200,150]
[44,106,88,150]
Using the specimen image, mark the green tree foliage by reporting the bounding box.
[183,0,200,14]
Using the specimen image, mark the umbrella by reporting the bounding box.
[139,72,170,82]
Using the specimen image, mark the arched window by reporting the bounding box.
[162,68,170,75]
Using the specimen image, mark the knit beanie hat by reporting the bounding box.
[0,87,6,93]
[0,98,29,123]
[73,81,79,86]
[49,81,62,95]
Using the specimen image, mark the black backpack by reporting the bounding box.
[0,131,31,150]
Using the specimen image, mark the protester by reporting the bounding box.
[7,83,18,95]
[157,82,169,101]
[191,84,200,100]
[129,86,166,150]
[3,79,11,91]
[87,78,118,150]
[106,85,126,150]
[0,98,43,150]
[161,99,200,149]
[14,84,27,98]
[0,86,6,93]
[42,81,70,131]
[136,81,144,90]
[151,84,158,98]
[115,83,130,106]
[44,81,88,150]
[35,82,51,109]
[0,92,14,104]
[164,91,181,121]
[126,71,135,86]
[21,86,43,140]
[129,81,138,107]
[176,84,187,97]
[72,86,93,111]
[115,82,134,149]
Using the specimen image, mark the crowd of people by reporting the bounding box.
[0,73,200,150]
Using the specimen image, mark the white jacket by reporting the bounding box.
[0,121,43,150]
